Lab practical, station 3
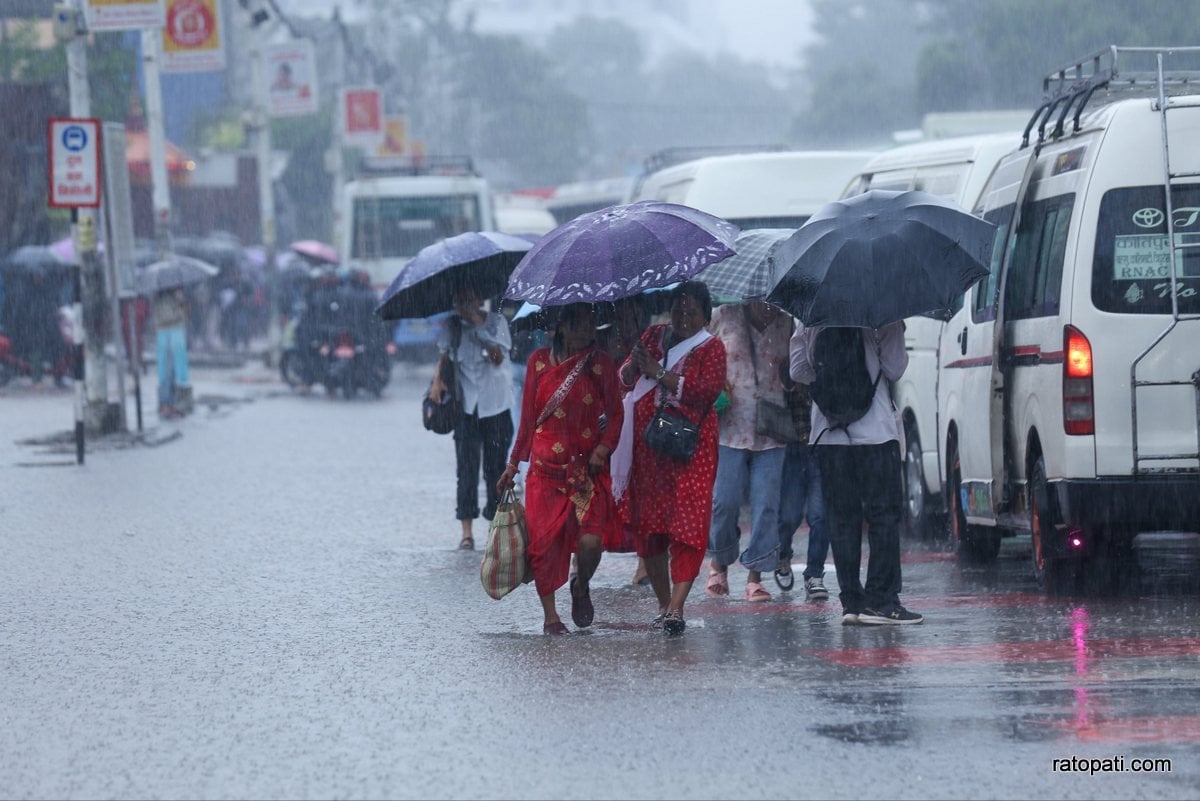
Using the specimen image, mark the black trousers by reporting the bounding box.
[453,410,514,522]
[816,441,904,615]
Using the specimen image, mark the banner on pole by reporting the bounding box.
[376,117,407,156]
[84,0,166,31]
[48,118,102,209]
[267,41,319,117]
[341,87,383,149]
[161,0,225,74]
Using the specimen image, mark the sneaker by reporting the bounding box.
[804,576,829,601]
[859,606,924,625]
[841,611,860,625]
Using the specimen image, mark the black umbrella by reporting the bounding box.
[0,246,73,280]
[766,190,995,328]
[376,231,535,320]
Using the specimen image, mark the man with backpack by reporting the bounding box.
[789,320,923,625]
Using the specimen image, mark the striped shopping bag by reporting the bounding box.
[481,489,532,599]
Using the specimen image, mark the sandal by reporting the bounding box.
[662,610,686,636]
[651,612,665,629]
[570,576,594,628]
[543,621,569,636]
[744,581,772,603]
[774,558,795,592]
[458,536,475,551]
[704,568,730,597]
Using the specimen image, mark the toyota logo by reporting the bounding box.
[1132,207,1165,228]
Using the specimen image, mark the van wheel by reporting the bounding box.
[946,438,1000,564]
[1030,455,1079,595]
[903,425,938,540]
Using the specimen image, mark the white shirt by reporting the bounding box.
[789,321,907,446]
[437,311,514,419]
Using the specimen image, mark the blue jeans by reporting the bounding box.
[778,443,829,579]
[156,326,189,406]
[708,445,786,573]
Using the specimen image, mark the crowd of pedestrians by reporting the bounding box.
[434,281,924,636]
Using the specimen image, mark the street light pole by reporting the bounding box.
[140,28,172,258]
[250,21,280,367]
[66,0,116,436]
[328,8,346,253]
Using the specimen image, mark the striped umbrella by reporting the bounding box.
[695,228,803,303]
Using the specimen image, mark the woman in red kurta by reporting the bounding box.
[499,304,624,635]
[612,282,726,636]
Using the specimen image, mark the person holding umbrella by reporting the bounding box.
[613,281,726,635]
[430,285,515,550]
[152,286,192,419]
[769,189,995,625]
[496,303,624,635]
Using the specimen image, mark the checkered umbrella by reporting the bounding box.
[695,228,803,303]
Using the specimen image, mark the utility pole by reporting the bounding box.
[328,7,346,253]
[66,0,118,435]
[249,15,280,367]
[140,28,172,258]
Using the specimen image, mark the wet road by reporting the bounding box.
[2,365,1198,799]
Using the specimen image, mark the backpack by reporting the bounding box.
[809,327,882,432]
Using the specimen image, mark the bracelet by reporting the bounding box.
[654,367,667,381]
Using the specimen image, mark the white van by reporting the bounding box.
[937,46,1200,591]
[632,150,874,229]
[545,177,634,225]
[492,193,557,237]
[341,157,494,290]
[840,133,1021,540]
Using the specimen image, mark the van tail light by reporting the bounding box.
[1063,325,1094,435]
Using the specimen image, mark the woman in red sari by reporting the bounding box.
[498,304,624,635]
[612,281,726,635]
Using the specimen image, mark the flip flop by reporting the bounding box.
[458,537,475,550]
[543,621,570,636]
[744,581,772,603]
[705,568,730,597]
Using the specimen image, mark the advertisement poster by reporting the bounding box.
[161,0,225,74]
[266,41,319,117]
[341,87,383,148]
[84,0,166,31]
[376,117,407,156]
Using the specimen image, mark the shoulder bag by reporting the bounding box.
[642,330,703,462]
[745,307,800,444]
[423,318,463,435]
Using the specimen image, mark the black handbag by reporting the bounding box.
[423,319,463,435]
[643,402,701,462]
[641,342,702,462]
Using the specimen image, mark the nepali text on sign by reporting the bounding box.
[1113,233,1200,280]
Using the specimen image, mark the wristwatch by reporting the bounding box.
[654,367,667,381]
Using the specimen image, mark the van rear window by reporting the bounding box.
[1093,186,1200,314]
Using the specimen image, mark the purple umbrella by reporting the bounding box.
[504,201,738,307]
[375,231,535,320]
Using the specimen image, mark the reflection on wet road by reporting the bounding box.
[1,367,1196,799]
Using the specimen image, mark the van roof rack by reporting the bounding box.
[1022,45,1200,149]
[358,155,479,177]
[640,144,790,175]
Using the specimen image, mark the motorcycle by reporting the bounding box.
[321,328,392,400]
[0,306,76,388]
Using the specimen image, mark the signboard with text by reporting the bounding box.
[161,0,225,73]
[266,41,319,117]
[48,118,102,208]
[341,87,383,148]
[84,0,166,31]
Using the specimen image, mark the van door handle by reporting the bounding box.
[957,327,968,355]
